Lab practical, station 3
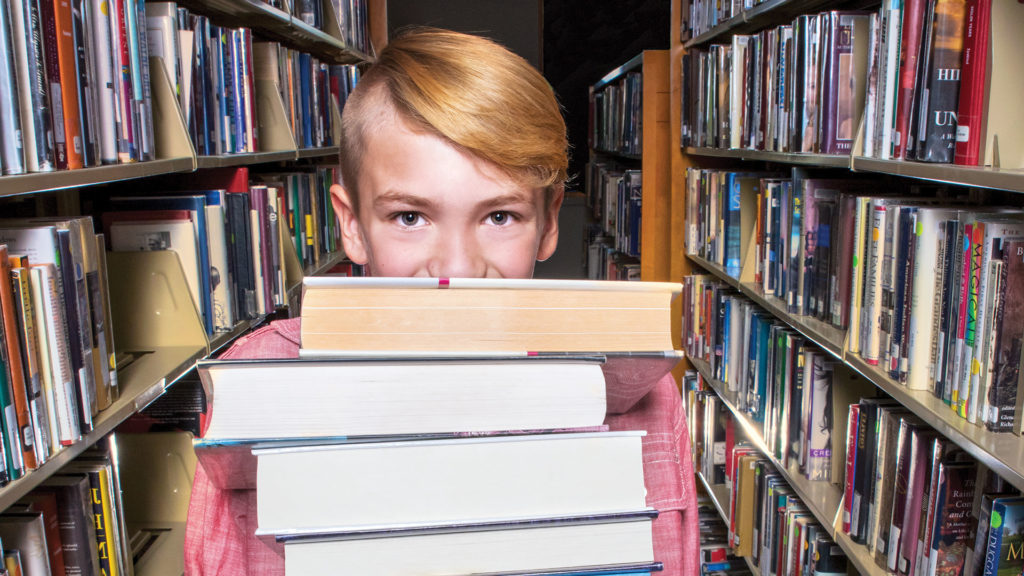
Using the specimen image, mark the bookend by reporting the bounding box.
[149,55,197,166]
[256,78,300,154]
[116,431,196,576]
[105,250,207,404]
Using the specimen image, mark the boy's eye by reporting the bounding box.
[488,211,513,226]
[396,212,424,226]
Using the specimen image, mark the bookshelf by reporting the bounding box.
[0,0,386,571]
[673,0,1024,573]
[587,50,675,284]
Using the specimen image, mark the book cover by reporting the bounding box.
[892,0,928,159]
[0,0,23,175]
[925,461,977,576]
[952,0,989,166]
[912,0,968,163]
[7,264,51,465]
[987,239,1024,431]
[9,0,56,172]
[983,497,1024,576]
[41,474,102,576]
[0,246,34,470]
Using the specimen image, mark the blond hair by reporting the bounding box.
[340,28,568,202]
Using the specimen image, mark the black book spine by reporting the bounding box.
[55,230,92,433]
[851,402,871,542]
[70,0,94,166]
[914,0,968,163]
[889,208,914,380]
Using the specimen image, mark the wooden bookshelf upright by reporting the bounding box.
[671,1,1024,575]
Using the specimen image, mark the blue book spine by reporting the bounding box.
[725,174,742,277]
[300,53,314,148]
[984,500,1007,576]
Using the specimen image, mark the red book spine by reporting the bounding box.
[892,0,928,159]
[953,0,990,166]
[843,403,860,534]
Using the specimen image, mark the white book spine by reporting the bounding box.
[906,210,944,390]
[30,266,81,449]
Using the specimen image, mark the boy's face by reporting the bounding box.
[330,113,562,279]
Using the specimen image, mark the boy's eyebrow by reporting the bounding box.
[373,191,437,210]
[473,192,536,211]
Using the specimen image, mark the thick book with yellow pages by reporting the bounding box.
[298,277,681,355]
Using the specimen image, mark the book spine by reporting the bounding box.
[950,223,972,411]
[989,241,1024,431]
[914,0,968,163]
[959,224,984,420]
[38,0,70,169]
[862,202,887,365]
[0,255,35,470]
[952,0,989,166]
[30,265,80,447]
[892,0,927,159]
[9,268,50,464]
[0,0,23,175]
[982,500,1006,576]
[843,403,860,534]
[71,0,95,166]
[111,0,136,162]
[86,469,115,576]
[89,0,117,164]
[132,0,154,161]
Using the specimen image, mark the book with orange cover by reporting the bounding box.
[0,246,36,470]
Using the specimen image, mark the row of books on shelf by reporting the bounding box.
[585,237,639,281]
[189,278,684,575]
[585,162,642,258]
[686,388,849,576]
[697,503,753,576]
[0,0,158,174]
[0,439,132,576]
[685,0,770,40]
[685,363,1024,576]
[681,10,869,155]
[0,0,363,177]
[589,69,642,156]
[685,167,1024,433]
[839,396,1024,576]
[680,1,1024,170]
[0,164,341,485]
[266,0,373,56]
[682,275,871,484]
[147,2,360,156]
[92,164,342,336]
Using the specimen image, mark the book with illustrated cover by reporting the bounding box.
[983,496,1024,576]
[987,239,1024,431]
[910,0,968,163]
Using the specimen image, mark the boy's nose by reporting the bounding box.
[429,230,487,278]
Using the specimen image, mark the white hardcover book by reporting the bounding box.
[729,35,748,149]
[906,208,957,391]
[109,219,203,318]
[197,356,607,442]
[283,514,656,576]
[249,208,266,314]
[255,432,647,538]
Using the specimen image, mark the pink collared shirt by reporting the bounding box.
[184,317,699,575]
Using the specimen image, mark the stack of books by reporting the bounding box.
[196,277,683,575]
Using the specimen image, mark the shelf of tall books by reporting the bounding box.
[674,0,1024,574]
[0,0,383,573]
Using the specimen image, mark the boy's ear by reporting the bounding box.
[330,183,370,265]
[536,186,564,262]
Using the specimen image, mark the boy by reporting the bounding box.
[184,28,698,575]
